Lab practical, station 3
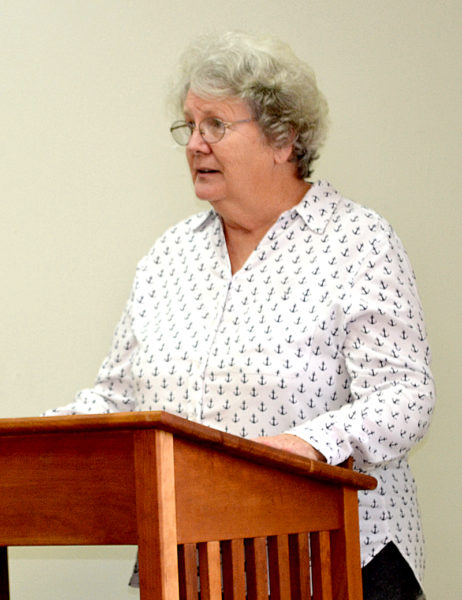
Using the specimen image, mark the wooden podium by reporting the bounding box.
[0,412,376,599]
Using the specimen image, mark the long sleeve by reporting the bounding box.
[288,224,435,469]
[43,285,138,416]
[41,181,434,581]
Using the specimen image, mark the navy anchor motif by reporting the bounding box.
[45,180,435,585]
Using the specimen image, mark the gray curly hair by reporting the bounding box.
[170,31,329,179]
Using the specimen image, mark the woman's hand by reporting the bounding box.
[253,434,326,462]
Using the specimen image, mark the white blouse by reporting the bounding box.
[46,180,435,584]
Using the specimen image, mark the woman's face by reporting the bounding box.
[183,91,283,209]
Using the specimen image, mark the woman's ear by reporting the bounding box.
[273,128,296,165]
[273,142,294,165]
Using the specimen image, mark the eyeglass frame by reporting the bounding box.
[170,117,254,146]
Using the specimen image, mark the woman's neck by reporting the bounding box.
[220,179,311,274]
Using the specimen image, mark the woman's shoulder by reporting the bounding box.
[310,180,397,242]
[313,180,389,225]
[136,209,214,270]
[304,181,413,277]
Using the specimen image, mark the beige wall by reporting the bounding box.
[1,1,461,597]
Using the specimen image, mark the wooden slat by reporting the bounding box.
[178,544,198,600]
[199,541,222,600]
[245,537,269,600]
[310,531,333,600]
[289,533,311,600]
[134,429,179,600]
[222,539,246,600]
[268,535,291,600]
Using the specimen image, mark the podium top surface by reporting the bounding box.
[0,411,376,490]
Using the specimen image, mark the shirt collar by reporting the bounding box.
[193,209,218,232]
[291,180,340,234]
[192,180,340,235]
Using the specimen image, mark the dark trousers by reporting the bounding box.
[362,543,425,600]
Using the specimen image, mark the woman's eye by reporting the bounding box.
[209,118,223,129]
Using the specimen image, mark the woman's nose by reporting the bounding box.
[187,125,211,153]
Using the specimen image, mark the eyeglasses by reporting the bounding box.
[170,117,253,146]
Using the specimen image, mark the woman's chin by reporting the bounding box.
[194,184,223,203]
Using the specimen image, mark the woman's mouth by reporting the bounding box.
[197,168,220,175]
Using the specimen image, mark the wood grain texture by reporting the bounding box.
[245,537,268,600]
[311,531,333,600]
[173,437,342,544]
[288,533,311,600]
[268,535,291,600]
[178,544,199,600]
[0,412,372,599]
[199,541,222,600]
[134,429,179,600]
[329,487,364,600]
[0,412,376,490]
[222,539,246,600]
[0,431,136,545]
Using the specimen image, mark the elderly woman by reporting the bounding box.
[46,32,434,599]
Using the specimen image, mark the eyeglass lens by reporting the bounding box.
[170,118,226,145]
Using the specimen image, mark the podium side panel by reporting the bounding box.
[173,438,342,544]
[0,432,137,545]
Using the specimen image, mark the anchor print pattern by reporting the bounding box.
[46,180,435,583]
